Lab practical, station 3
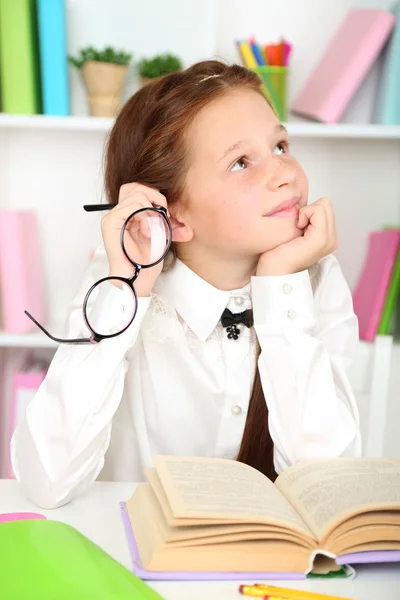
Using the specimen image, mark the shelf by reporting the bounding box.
[1,113,400,139]
[0,113,113,132]
[0,332,58,348]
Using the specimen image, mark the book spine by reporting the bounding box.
[37,0,70,116]
[0,211,46,333]
[377,248,400,335]
[7,370,47,478]
[375,2,400,125]
[0,0,41,114]
[321,13,396,123]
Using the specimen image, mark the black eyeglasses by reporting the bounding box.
[25,203,172,344]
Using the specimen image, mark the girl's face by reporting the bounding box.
[180,88,308,261]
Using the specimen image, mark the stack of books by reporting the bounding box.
[290,7,400,124]
[0,0,69,116]
[352,228,400,342]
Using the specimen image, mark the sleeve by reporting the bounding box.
[251,254,361,475]
[11,244,150,509]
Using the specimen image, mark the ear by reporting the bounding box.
[170,215,194,243]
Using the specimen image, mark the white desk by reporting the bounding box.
[1,480,399,600]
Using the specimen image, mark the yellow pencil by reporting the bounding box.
[239,584,354,600]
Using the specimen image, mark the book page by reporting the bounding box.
[152,455,313,537]
[275,458,400,540]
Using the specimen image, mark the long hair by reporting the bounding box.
[105,60,306,481]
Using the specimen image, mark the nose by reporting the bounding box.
[266,156,297,191]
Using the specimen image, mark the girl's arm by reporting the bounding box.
[11,244,150,508]
[252,253,361,474]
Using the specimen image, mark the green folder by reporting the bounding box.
[0,0,42,114]
[377,249,400,336]
[0,519,164,600]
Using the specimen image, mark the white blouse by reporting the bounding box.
[11,245,361,508]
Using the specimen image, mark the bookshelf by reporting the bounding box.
[2,113,400,139]
[0,331,58,349]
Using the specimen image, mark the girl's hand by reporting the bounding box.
[101,183,169,297]
[256,198,338,276]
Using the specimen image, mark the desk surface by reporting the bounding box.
[0,480,399,600]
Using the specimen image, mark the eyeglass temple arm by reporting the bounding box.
[83,203,117,212]
[83,203,167,213]
[24,311,92,345]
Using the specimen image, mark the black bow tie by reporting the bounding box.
[221,308,254,340]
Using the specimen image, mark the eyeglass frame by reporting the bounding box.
[24,203,172,345]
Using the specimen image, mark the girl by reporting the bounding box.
[11,60,361,509]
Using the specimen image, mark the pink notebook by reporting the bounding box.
[7,369,47,478]
[0,210,46,333]
[291,9,396,123]
[352,229,400,342]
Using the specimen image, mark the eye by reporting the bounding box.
[273,140,290,156]
[231,157,249,172]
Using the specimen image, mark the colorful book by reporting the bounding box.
[0,0,42,114]
[0,210,46,333]
[290,9,396,123]
[374,1,400,125]
[352,229,400,342]
[377,247,400,335]
[7,368,47,478]
[0,519,163,599]
[36,0,70,115]
[120,454,400,579]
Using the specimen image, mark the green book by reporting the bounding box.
[0,519,164,600]
[377,248,400,336]
[0,0,42,114]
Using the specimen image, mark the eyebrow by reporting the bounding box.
[219,124,289,162]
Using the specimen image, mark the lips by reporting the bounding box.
[265,197,300,217]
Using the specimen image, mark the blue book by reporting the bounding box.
[37,0,69,115]
[375,1,400,124]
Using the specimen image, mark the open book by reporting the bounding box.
[121,455,400,578]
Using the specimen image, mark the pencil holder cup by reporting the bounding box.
[250,66,288,121]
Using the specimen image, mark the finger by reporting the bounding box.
[314,198,338,248]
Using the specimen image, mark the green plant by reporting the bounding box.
[68,46,132,69]
[138,53,183,79]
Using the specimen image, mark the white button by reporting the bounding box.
[234,297,244,306]
[231,405,242,416]
[282,283,292,295]
[287,309,297,320]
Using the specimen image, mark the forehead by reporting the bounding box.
[188,88,279,159]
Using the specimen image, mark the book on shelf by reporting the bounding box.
[7,364,47,478]
[352,228,400,342]
[0,210,46,333]
[36,0,70,116]
[290,9,396,123]
[374,1,400,125]
[0,0,42,114]
[377,244,400,336]
[120,455,400,580]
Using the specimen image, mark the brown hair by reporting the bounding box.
[105,60,278,480]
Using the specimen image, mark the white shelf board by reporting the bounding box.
[0,113,113,132]
[0,331,58,348]
[1,113,400,139]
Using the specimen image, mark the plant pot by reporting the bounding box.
[81,61,128,117]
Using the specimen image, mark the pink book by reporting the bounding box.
[7,369,47,478]
[0,210,46,333]
[291,9,396,123]
[352,229,400,342]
